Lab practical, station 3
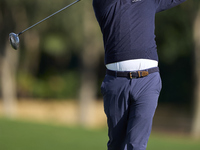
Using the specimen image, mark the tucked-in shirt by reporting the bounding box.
[106,59,158,71]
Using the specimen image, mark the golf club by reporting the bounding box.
[9,0,81,50]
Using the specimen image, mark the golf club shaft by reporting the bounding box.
[18,0,81,36]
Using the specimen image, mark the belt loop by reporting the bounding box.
[115,71,117,77]
[138,71,141,78]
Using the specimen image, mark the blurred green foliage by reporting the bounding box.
[0,0,84,99]
[17,71,80,99]
[155,1,196,104]
[156,3,193,64]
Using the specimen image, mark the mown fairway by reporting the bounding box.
[0,118,199,150]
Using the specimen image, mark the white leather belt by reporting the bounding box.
[106,59,158,71]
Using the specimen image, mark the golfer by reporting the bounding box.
[93,0,187,150]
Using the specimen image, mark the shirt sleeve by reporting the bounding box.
[155,0,187,13]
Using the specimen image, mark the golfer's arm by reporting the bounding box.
[156,0,187,13]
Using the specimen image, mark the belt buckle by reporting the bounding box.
[129,72,136,79]
[129,71,149,79]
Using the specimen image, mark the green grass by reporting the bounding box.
[0,118,107,150]
[0,117,200,150]
[148,133,200,150]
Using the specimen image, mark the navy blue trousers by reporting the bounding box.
[101,72,162,150]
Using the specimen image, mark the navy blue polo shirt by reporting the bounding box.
[93,0,187,64]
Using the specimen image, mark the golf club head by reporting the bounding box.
[9,32,20,50]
